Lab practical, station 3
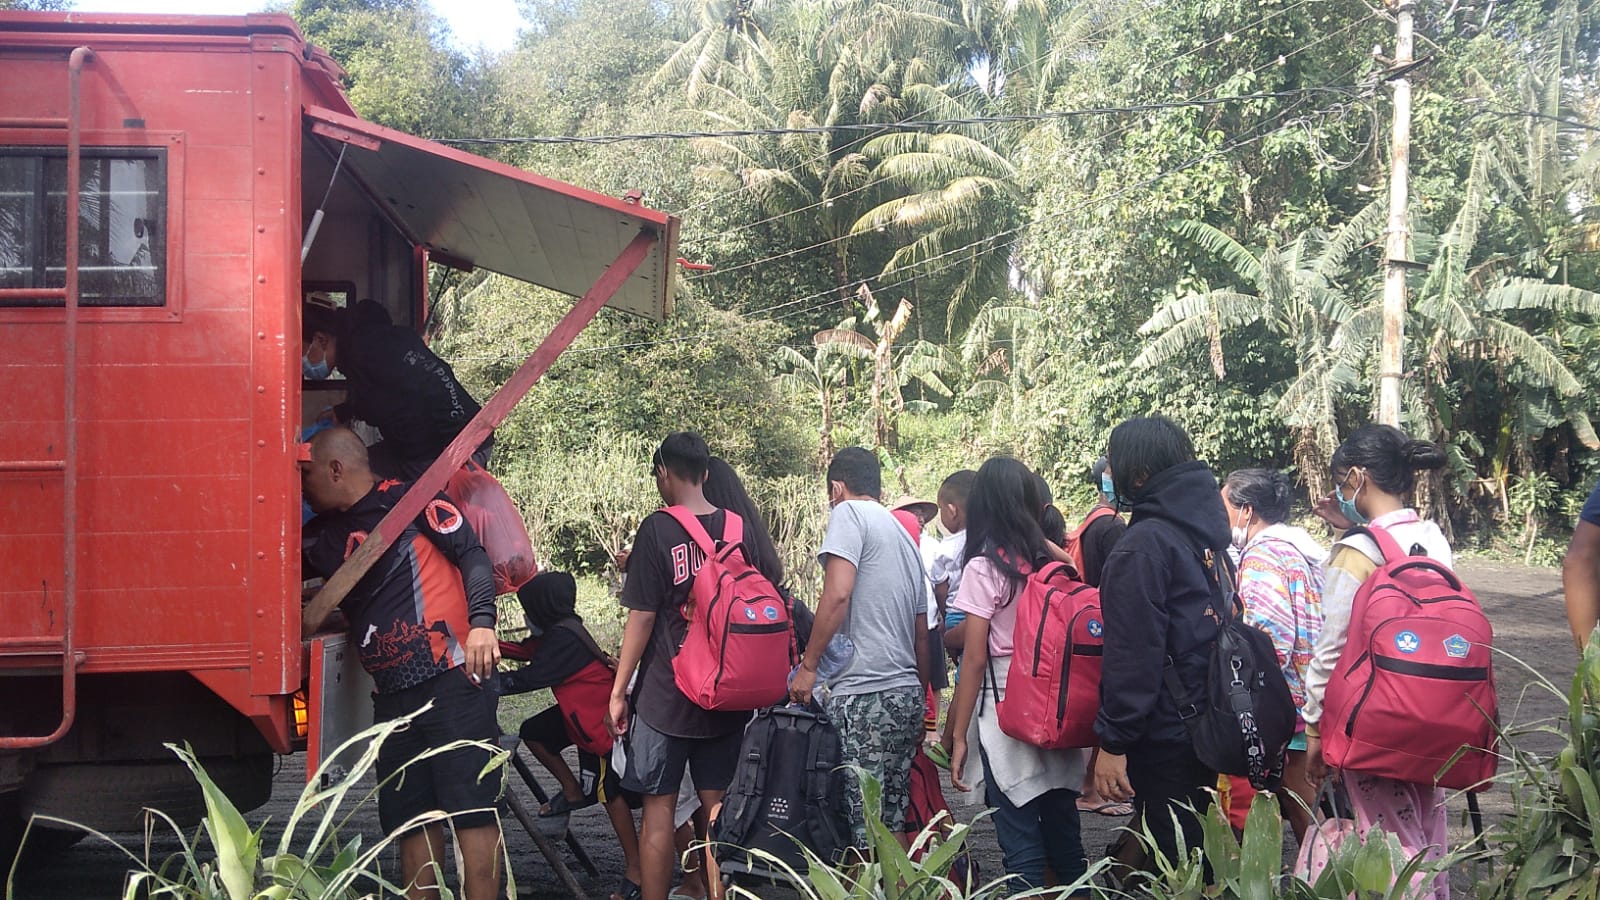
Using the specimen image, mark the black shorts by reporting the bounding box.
[373,667,505,834]
[926,627,949,691]
[517,706,635,806]
[620,711,743,797]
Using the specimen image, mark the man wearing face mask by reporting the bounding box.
[301,298,493,479]
[1066,457,1129,589]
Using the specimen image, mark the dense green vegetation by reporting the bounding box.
[297,0,1596,577]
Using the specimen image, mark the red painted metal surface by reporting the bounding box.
[302,228,661,632]
[0,46,92,751]
[0,12,679,769]
[302,107,676,322]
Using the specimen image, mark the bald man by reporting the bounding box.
[300,427,504,899]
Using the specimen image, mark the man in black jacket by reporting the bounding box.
[303,299,492,479]
[1091,417,1228,871]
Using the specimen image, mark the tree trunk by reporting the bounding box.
[819,384,837,471]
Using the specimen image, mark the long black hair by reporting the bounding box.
[703,456,785,588]
[1330,425,1447,497]
[1107,415,1196,502]
[963,456,1050,585]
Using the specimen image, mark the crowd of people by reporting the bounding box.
[296,299,1542,900]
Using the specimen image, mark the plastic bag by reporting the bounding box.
[1293,785,1358,884]
[445,459,537,594]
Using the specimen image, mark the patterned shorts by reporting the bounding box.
[826,685,924,845]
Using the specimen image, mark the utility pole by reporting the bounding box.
[1377,0,1415,427]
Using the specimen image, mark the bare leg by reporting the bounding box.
[525,739,585,805]
[605,795,643,893]
[673,821,706,899]
[399,823,447,900]
[639,793,678,900]
[1278,749,1317,844]
[454,822,503,900]
[695,789,725,900]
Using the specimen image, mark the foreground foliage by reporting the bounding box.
[5,707,510,900]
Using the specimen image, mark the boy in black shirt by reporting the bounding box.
[608,432,745,900]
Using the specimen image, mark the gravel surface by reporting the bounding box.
[6,561,1572,899]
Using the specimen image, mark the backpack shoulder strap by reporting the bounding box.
[1344,524,1406,564]
[661,505,719,556]
[555,618,616,670]
[720,510,744,548]
[1070,505,1115,542]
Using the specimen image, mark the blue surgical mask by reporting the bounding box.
[302,353,330,380]
[1100,472,1115,502]
[1335,474,1369,526]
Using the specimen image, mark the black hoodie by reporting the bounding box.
[1093,460,1230,755]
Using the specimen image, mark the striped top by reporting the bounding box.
[1237,523,1327,718]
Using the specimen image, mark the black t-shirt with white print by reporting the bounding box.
[621,508,750,739]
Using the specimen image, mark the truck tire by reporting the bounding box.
[19,755,273,834]
[1,792,83,871]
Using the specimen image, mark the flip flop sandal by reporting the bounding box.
[539,792,596,817]
[924,743,951,770]
[1084,801,1134,817]
[612,879,642,900]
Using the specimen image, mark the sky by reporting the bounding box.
[68,0,526,54]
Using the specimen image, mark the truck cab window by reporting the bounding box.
[0,147,167,307]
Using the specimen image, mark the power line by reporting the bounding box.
[437,87,1359,147]
[444,89,1369,364]
[681,10,1383,284]
[664,0,1325,234]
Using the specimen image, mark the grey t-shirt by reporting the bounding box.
[816,500,925,697]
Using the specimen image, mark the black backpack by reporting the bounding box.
[713,704,851,880]
[1163,547,1297,790]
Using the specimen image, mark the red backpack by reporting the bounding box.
[664,506,794,711]
[997,560,1104,749]
[499,634,615,755]
[1064,506,1116,579]
[1320,525,1498,790]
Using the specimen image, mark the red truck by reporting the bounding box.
[0,11,678,850]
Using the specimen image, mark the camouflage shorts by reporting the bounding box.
[826,685,924,845]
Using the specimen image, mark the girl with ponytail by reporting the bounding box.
[1302,425,1453,899]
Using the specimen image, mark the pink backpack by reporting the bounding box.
[1320,525,1498,790]
[996,561,1103,749]
[663,506,794,711]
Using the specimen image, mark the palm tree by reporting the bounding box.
[1133,204,1386,496]
[773,336,865,470]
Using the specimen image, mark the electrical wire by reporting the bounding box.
[681,9,1383,284]
[442,88,1368,365]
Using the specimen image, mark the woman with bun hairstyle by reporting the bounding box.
[1220,468,1326,841]
[946,457,1087,892]
[1302,425,1452,898]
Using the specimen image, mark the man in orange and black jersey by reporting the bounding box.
[301,427,503,900]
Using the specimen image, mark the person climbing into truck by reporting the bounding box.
[299,426,504,900]
[302,298,493,479]
[496,571,646,900]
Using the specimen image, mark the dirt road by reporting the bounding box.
[6,561,1574,899]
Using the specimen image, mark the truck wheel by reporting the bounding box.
[19,755,273,834]
[1,792,83,871]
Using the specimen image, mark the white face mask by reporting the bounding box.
[1230,509,1252,550]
